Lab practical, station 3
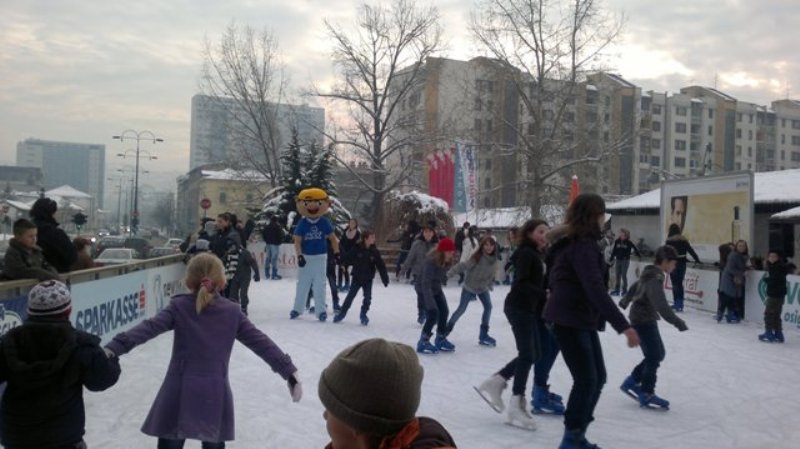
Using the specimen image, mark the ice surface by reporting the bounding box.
[85,281,800,449]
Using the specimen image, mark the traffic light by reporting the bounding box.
[72,212,88,231]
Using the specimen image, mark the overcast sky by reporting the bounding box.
[0,0,797,186]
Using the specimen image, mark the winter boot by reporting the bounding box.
[758,330,775,342]
[435,334,456,352]
[638,392,670,410]
[774,330,785,343]
[506,395,537,431]
[318,311,328,322]
[416,334,438,354]
[289,310,300,320]
[558,429,585,449]
[333,311,346,323]
[474,374,507,413]
[479,325,497,347]
[531,385,565,415]
[620,375,642,400]
[360,312,369,326]
[308,306,316,314]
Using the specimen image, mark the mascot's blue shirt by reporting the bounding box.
[294,216,334,255]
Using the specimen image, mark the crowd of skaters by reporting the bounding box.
[1,191,798,448]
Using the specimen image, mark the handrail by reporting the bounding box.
[1,254,184,300]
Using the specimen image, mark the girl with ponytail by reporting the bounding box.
[105,253,302,448]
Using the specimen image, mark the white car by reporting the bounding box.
[95,248,139,266]
[165,238,184,249]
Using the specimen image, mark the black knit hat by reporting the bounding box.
[318,338,424,435]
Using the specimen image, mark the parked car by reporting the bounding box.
[96,236,126,255]
[94,248,139,266]
[124,237,151,259]
[149,246,180,258]
[165,238,184,250]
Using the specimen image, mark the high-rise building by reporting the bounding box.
[189,94,325,170]
[15,138,105,208]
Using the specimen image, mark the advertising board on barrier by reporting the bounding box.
[248,242,298,279]
[0,295,27,338]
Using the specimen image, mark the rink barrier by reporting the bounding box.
[0,254,187,344]
[626,260,800,333]
[247,242,299,278]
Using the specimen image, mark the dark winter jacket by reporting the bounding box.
[720,251,749,298]
[543,235,631,333]
[619,265,687,330]
[404,238,437,280]
[32,217,77,273]
[340,228,361,255]
[235,248,260,282]
[261,221,285,245]
[764,260,795,299]
[665,235,701,264]
[211,227,242,259]
[1,238,59,281]
[609,238,641,261]
[0,317,121,449]
[454,227,467,253]
[323,417,456,449]
[341,244,389,285]
[420,256,448,308]
[504,241,547,315]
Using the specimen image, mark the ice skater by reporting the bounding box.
[718,239,751,323]
[334,231,389,325]
[403,224,438,324]
[416,238,457,354]
[619,246,688,410]
[445,236,500,347]
[104,253,302,448]
[664,224,701,312]
[609,228,641,296]
[758,251,795,343]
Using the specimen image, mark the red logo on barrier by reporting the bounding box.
[665,272,704,298]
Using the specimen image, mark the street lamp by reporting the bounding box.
[112,130,162,235]
[107,176,126,232]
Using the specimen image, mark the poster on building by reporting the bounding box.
[660,172,754,262]
[453,142,478,213]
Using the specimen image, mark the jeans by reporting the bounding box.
[421,292,449,337]
[764,296,785,331]
[499,307,540,396]
[614,258,631,292]
[339,279,373,316]
[413,278,425,318]
[670,261,687,304]
[446,289,492,334]
[264,244,280,278]
[553,324,606,432]
[533,318,560,388]
[630,322,665,394]
[293,254,327,314]
[157,438,225,449]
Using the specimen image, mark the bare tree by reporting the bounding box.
[311,0,442,226]
[201,22,286,189]
[471,0,627,215]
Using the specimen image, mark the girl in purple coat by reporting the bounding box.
[105,253,302,449]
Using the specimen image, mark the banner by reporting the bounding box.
[427,149,455,208]
[247,242,300,279]
[453,142,478,213]
[454,146,466,213]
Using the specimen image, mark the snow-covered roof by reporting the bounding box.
[771,205,800,221]
[201,168,269,182]
[586,84,598,91]
[454,207,532,229]
[691,98,704,103]
[1,199,33,211]
[396,191,449,213]
[607,169,800,211]
[46,185,91,199]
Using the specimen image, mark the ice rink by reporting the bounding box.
[85,279,800,448]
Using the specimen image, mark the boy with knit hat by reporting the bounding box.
[0,280,121,449]
[319,338,457,449]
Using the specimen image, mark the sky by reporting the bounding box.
[0,0,797,192]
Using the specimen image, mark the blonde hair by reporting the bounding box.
[184,253,226,314]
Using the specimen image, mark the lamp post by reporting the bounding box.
[112,130,162,235]
[107,176,126,233]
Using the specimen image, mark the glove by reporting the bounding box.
[676,320,688,332]
[287,373,302,402]
[253,274,261,282]
[103,347,116,359]
[297,255,306,268]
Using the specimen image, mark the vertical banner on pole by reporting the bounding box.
[464,145,477,212]
[442,148,455,208]
[454,143,466,213]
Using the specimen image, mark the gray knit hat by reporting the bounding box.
[28,280,72,316]
[318,338,424,435]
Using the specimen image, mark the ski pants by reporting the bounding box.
[293,254,327,314]
[630,321,665,394]
[447,289,492,335]
[553,324,606,433]
[499,306,541,396]
[764,296,784,331]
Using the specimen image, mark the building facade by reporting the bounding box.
[15,138,105,208]
[189,94,325,170]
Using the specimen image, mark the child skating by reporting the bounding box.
[334,231,389,325]
[619,246,688,410]
[105,253,301,448]
[417,238,456,354]
[758,251,795,343]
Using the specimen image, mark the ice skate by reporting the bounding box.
[479,325,496,347]
[531,385,565,415]
[638,392,670,410]
[505,395,537,431]
[774,330,785,343]
[435,335,456,352]
[474,374,507,413]
[360,312,369,326]
[289,310,300,320]
[758,330,775,342]
[318,311,327,322]
[416,335,438,354]
[620,375,642,401]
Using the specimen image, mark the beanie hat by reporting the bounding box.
[28,280,72,316]
[437,237,456,252]
[318,338,423,435]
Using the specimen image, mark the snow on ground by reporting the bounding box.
[85,280,800,449]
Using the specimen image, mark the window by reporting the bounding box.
[651,138,661,149]
[747,163,752,170]
[675,123,687,133]
[690,124,701,134]
[781,150,786,161]
[527,122,535,135]
[473,97,482,111]
[564,111,575,122]
[651,156,661,166]
[735,162,741,170]
[485,178,491,190]
[736,145,742,156]
[793,120,800,129]
[604,113,610,124]
[219,192,227,204]
[485,159,492,170]
[639,154,649,163]
[652,121,661,132]
[690,160,698,168]
[781,134,786,144]
[749,114,754,124]
[708,109,714,119]
[652,104,662,115]
[748,130,753,140]
[674,157,686,167]
[486,119,493,132]
[674,140,687,151]
[792,136,800,146]
[476,79,494,93]
[603,131,609,142]
[748,147,753,157]
[487,100,494,110]
[640,136,650,148]
[483,197,490,208]
[474,119,481,131]
[708,125,713,136]
[586,112,598,122]
[736,128,742,139]
[690,142,699,152]
[782,118,786,128]
[737,113,743,122]
[675,106,688,116]
[792,152,800,162]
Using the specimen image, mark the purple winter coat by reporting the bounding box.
[543,236,630,333]
[105,293,297,442]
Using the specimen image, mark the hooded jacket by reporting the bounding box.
[619,265,688,330]
[0,318,121,448]
[2,238,59,281]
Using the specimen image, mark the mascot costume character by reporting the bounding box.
[290,187,340,321]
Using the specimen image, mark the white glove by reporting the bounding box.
[103,347,116,359]
[288,372,302,402]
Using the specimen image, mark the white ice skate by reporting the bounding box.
[474,374,507,413]
[506,394,537,431]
